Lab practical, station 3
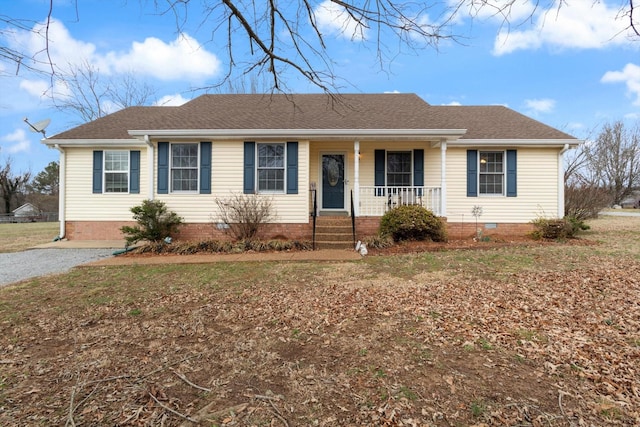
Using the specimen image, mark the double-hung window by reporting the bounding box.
[386,152,412,187]
[467,149,516,198]
[257,143,285,192]
[171,143,199,192]
[104,150,129,193]
[479,151,504,195]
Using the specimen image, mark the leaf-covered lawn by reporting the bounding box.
[0,216,639,426]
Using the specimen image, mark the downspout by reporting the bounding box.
[440,141,447,217]
[558,144,570,218]
[144,135,154,200]
[353,140,360,216]
[54,144,66,240]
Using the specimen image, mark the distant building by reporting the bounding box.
[12,203,40,217]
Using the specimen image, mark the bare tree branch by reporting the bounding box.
[1,1,638,93]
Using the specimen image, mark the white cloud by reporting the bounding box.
[1,129,31,154]
[314,0,368,41]
[602,63,640,105]
[524,98,555,114]
[450,0,536,24]
[491,1,632,55]
[8,19,221,81]
[8,19,98,74]
[444,101,462,106]
[107,34,221,81]
[19,79,50,98]
[155,94,190,106]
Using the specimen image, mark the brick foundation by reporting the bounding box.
[65,221,313,241]
[65,219,532,241]
[354,217,533,240]
[444,222,534,240]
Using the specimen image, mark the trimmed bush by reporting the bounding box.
[379,205,447,242]
[530,216,588,240]
[120,199,183,245]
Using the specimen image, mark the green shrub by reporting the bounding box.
[379,205,447,242]
[120,199,183,245]
[530,216,588,240]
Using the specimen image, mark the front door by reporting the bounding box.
[322,154,345,209]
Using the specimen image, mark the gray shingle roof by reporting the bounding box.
[49,93,576,141]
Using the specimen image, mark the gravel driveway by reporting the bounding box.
[0,248,115,287]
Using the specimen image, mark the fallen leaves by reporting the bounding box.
[1,220,640,425]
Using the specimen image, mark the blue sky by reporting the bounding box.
[1,0,639,175]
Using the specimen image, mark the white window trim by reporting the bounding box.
[103,150,130,194]
[256,142,286,194]
[386,150,413,187]
[478,150,505,197]
[170,142,200,193]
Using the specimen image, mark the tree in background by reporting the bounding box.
[584,121,640,206]
[51,61,157,123]
[564,120,640,219]
[2,1,638,93]
[0,158,31,214]
[30,161,59,195]
[26,161,60,215]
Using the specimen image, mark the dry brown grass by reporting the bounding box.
[0,216,639,426]
[0,222,59,253]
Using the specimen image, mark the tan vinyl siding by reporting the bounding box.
[153,140,310,224]
[445,147,560,223]
[65,147,148,220]
[309,141,440,188]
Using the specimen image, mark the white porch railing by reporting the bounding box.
[359,186,442,216]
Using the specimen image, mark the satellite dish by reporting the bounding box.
[24,117,51,138]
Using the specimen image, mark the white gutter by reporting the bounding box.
[54,144,66,240]
[128,128,468,141]
[144,135,154,200]
[558,143,572,218]
[449,138,580,148]
[42,138,143,147]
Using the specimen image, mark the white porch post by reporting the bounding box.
[440,141,447,217]
[354,140,360,216]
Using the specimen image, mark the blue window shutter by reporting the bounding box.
[130,150,140,194]
[413,149,424,186]
[244,142,255,194]
[157,142,169,194]
[374,149,385,196]
[467,150,478,197]
[92,150,103,194]
[200,141,212,194]
[506,149,517,197]
[286,141,298,194]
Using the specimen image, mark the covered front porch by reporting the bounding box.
[309,140,450,218]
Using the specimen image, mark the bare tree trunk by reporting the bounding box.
[0,160,31,214]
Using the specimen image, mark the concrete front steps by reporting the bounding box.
[314,215,355,250]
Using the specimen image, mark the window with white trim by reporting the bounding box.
[386,151,412,186]
[479,151,504,195]
[171,143,198,192]
[104,150,129,193]
[257,143,285,192]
